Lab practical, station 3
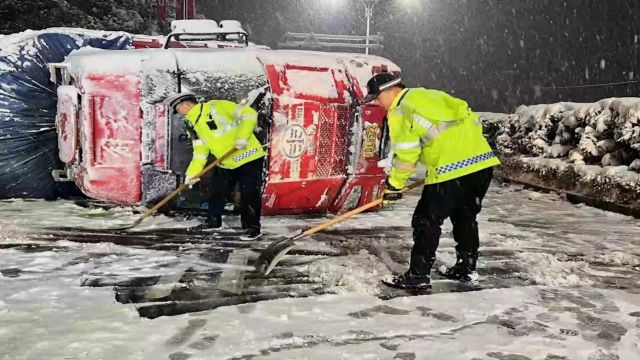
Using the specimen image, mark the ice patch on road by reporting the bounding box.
[0,242,215,281]
[0,199,200,232]
[516,252,593,286]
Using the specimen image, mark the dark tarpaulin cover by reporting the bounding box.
[0,30,132,199]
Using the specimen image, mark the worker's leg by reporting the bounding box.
[207,167,229,228]
[409,181,457,276]
[443,167,494,280]
[382,180,458,290]
[237,157,264,234]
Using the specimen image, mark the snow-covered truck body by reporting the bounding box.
[52,47,399,214]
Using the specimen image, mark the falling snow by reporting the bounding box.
[2,1,640,359]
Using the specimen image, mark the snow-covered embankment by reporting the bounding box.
[481,99,640,216]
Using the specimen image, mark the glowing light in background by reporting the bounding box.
[397,0,422,9]
[326,0,346,10]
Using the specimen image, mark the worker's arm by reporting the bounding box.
[183,104,210,178]
[235,103,259,139]
[387,105,421,190]
[234,104,259,148]
[185,139,209,178]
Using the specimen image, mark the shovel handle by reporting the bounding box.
[131,148,237,228]
[301,179,424,237]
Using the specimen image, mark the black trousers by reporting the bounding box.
[409,167,493,276]
[209,157,264,231]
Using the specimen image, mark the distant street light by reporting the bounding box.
[282,0,420,54]
[327,0,345,10]
[397,0,421,8]
[316,0,421,54]
[363,0,419,54]
[363,0,380,55]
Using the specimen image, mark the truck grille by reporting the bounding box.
[316,104,351,178]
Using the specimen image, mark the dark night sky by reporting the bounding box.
[199,0,640,113]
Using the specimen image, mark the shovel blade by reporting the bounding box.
[255,237,296,276]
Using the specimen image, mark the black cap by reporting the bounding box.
[363,73,403,103]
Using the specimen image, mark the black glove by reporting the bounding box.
[382,179,403,205]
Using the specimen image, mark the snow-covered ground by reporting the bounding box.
[1,184,640,359]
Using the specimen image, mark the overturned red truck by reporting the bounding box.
[51,22,399,215]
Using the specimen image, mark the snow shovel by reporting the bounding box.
[254,179,425,276]
[113,148,237,231]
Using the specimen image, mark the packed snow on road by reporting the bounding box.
[1,183,640,359]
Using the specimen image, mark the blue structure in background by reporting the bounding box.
[0,31,132,199]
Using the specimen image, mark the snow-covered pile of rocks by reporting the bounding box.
[495,99,640,173]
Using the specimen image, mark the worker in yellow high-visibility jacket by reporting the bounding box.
[165,92,265,241]
[363,73,500,290]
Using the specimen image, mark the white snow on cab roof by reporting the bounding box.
[64,47,399,81]
[65,49,170,77]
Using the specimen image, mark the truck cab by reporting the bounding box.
[51,23,399,214]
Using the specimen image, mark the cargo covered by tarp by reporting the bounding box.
[0,29,132,199]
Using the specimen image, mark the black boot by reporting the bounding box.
[381,271,432,291]
[437,251,479,282]
[239,228,262,241]
[205,216,223,230]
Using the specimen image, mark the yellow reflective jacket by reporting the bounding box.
[387,88,500,188]
[183,100,265,176]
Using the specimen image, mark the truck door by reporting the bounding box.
[259,59,353,214]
